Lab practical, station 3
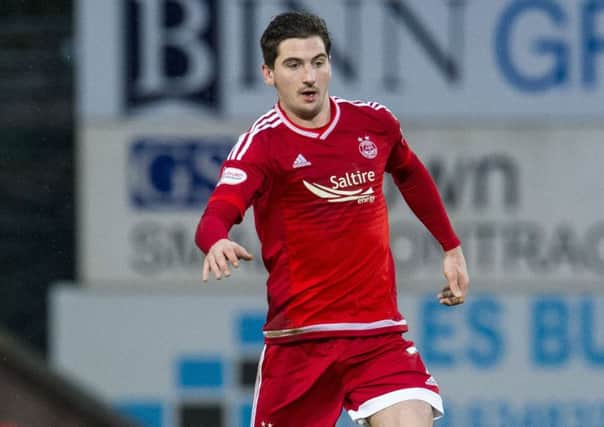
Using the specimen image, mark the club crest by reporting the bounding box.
[358,136,378,159]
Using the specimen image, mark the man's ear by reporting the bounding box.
[262,64,275,86]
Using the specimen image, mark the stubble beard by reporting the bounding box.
[294,93,327,122]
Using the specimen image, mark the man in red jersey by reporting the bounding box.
[196,11,469,427]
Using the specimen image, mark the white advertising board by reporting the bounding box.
[78,123,604,289]
[77,0,604,120]
[50,286,604,427]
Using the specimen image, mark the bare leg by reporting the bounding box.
[368,400,433,427]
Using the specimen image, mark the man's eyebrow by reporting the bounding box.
[281,53,328,63]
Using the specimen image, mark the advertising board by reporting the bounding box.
[50,286,604,427]
[79,124,604,289]
[77,0,604,120]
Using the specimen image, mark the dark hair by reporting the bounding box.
[260,11,331,68]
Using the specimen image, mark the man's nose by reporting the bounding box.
[302,64,316,84]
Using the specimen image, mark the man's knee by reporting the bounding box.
[368,399,433,427]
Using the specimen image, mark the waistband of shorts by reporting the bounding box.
[263,320,408,343]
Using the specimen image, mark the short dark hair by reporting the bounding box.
[260,11,331,69]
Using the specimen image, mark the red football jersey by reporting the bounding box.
[209,97,416,343]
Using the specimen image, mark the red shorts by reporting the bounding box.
[250,333,443,426]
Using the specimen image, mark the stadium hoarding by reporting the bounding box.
[78,122,604,287]
[50,285,604,427]
[77,121,260,285]
[77,0,604,120]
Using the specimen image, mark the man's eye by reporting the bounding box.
[287,62,300,69]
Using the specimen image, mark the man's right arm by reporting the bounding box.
[195,199,241,254]
[201,238,254,281]
[196,199,254,281]
[195,132,269,281]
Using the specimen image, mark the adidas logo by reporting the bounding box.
[425,376,438,386]
[292,154,312,169]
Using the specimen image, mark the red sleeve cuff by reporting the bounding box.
[195,200,242,254]
[441,237,461,252]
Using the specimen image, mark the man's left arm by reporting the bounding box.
[439,245,469,306]
[387,141,469,305]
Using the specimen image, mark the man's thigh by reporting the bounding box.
[342,334,443,424]
[251,341,344,427]
[368,399,434,427]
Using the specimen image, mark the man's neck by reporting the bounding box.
[279,97,331,129]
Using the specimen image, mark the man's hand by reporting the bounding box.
[202,238,254,282]
[437,245,469,306]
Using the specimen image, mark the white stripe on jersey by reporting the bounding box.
[319,99,341,140]
[227,133,246,161]
[334,96,392,114]
[227,110,279,160]
[232,115,279,160]
[275,105,320,139]
[235,117,282,160]
[274,98,342,140]
[228,110,277,160]
[249,345,266,427]
[263,319,408,339]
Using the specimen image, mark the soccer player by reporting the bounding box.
[195,11,469,427]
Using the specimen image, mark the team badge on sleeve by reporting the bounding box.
[217,167,247,186]
[358,136,378,159]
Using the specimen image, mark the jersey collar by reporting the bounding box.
[275,97,341,140]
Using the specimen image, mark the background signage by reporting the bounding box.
[77,0,604,120]
[79,124,604,287]
[51,287,604,427]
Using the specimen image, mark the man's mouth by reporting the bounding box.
[300,89,318,102]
